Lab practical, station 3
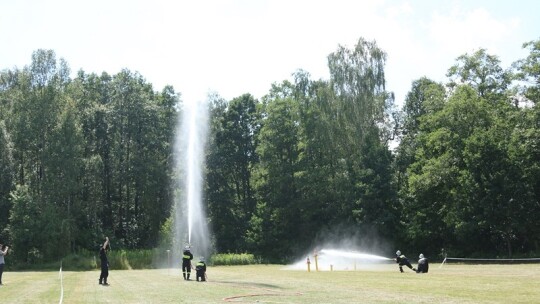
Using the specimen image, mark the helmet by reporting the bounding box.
[184,246,190,251]
[396,250,401,256]
[419,253,424,259]
[200,256,205,261]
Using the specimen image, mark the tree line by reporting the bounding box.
[1,37,539,264]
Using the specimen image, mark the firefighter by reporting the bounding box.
[416,253,429,273]
[98,237,110,285]
[395,250,416,273]
[182,246,193,280]
[195,257,207,282]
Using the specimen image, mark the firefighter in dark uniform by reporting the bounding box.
[416,253,429,273]
[182,246,193,280]
[99,237,110,285]
[195,257,207,282]
[395,250,416,273]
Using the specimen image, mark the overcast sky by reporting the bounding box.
[1,0,539,106]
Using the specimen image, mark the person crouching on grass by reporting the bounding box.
[99,237,110,285]
[0,243,9,285]
[395,250,416,273]
[195,257,207,282]
[416,253,429,273]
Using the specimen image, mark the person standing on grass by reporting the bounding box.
[395,250,416,273]
[195,257,207,282]
[99,237,110,285]
[182,246,193,280]
[0,243,9,285]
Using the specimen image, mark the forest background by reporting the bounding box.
[1,37,540,266]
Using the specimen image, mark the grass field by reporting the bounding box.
[1,263,539,303]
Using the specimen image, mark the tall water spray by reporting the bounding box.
[173,99,211,259]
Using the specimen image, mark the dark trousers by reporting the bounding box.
[196,270,205,281]
[99,264,109,284]
[417,262,429,273]
[0,263,4,284]
[399,260,415,272]
[182,262,191,279]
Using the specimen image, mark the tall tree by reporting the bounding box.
[447,49,512,100]
[514,39,540,103]
[248,96,301,259]
[43,98,84,253]
[327,38,391,142]
[68,71,113,243]
[0,121,15,230]
[404,85,489,255]
[395,77,446,192]
[206,93,259,252]
[508,38,540,252]
[108,69,167,247]
[326,38,398,239]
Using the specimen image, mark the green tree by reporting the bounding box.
[326,38,398,239]
[248,96,301,259]
[4,50,73,261]
[403,82,534,256]
[395,77,446,192]
[327,38,391,142]
[0,121,15,229]
[108,69,171,247]
[8,185,42,263]
[206,93,259,253]
[447,49,512,100]
[507,106,540,253]
[404,85,490,255]
[43,98,84,253]
[68,71,114,245]
[514,38,540,103]
[284,73,340,249]
[144,85,178,247]
[460,106,532,256]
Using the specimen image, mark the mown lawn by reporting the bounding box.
[0,263,538,303]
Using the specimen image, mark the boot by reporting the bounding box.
[187,274,191,280]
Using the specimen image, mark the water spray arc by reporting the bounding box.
[287,248,392,271]
[173,99,211,259]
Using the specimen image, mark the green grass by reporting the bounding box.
[1,264,539,303]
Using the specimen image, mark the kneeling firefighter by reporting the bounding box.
[195,257,207,282]
[416,253,429,273]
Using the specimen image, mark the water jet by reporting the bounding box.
[285,248,392,271]
[173,99,211,260]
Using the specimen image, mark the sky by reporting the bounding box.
[1,0,539,106]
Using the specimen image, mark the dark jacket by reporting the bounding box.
[396,255,409,265]
[99,247,108,268]
[182,250,193,264]
[417,258,429,273]
[196,261,206,272]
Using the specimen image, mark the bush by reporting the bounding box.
[9,248,161,271]
[9,249,265,270]
[61,250,96,270]
[106,249,155,270]
[210,253,261,266]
